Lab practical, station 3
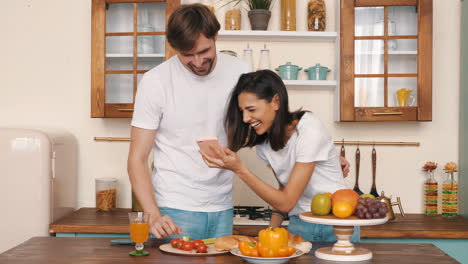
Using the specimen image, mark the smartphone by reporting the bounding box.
[196,137,221,158]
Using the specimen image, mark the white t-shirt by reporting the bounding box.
[256,112,347,216]
[131,53,249,212]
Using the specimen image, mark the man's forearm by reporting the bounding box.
[128,158,160,216]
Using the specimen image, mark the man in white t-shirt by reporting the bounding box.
[127,4,250,240]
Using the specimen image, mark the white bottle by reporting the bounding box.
[243,44,255,71]
[257,44,271,70]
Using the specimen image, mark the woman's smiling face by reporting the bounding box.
[238,91,279,135]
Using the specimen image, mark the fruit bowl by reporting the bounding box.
[230,248,305,264]
[299,212,388,261]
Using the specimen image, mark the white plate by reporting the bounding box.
[159,243,228,256]
[230,248,305,264]
[299,212,388,226]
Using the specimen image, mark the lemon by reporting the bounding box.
[311,193,332,215]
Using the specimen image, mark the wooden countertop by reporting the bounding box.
[0,237,458,264]
[49,208,468,239]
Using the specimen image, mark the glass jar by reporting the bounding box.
[242,45,254,71]
[225,4,241,30]
[95,178,117,211]
[281,0,296,31]
[441,172,458,217]
[307,0,326,31]
[424,170,438,216]
[257,44,271,70]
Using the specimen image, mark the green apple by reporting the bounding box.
[311,193,332,215]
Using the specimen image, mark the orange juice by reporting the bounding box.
[130,222,149,243]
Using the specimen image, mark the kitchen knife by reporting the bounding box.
[370,146,379,197]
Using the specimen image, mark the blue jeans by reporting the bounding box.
[287,215,360,242]
[159,207,233,242]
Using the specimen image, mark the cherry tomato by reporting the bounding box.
[176,239,185,250]
[170,238,181,248]
[183,241,194,251]
[192,239,203,248]
[196,243,208,253]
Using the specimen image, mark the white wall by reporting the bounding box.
[0,0,461,214]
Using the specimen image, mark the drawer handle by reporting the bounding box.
[118,109,134,112]
[372,112,403,116]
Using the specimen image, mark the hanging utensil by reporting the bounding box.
[370,144,379,197]
[353,142,364,195]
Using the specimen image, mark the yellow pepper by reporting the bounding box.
[258,227,291,257]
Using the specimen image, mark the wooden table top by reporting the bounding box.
[49,208,468,239]
[0,237,458,264]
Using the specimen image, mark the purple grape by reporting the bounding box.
[379,207,388,215]
[365,212,372,219]
[358,212,365,219]
[373,213,381,219]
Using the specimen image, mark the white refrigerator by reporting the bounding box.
[0,128,77,253]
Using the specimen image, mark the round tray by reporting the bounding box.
[299,212,388,261]
[300,212,388,226]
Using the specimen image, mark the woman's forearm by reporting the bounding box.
[269,212,284,228]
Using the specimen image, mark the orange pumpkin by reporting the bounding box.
[331,189,359,212]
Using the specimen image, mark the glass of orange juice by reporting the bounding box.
[128,212,150,256]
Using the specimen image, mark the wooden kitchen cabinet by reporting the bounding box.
[91,0,179,118]
[339,0,432,121]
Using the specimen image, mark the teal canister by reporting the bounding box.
[275,62,302,80]
[304,63,331,80]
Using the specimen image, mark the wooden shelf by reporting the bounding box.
[284,80,337,88]
[106,53,165,58]
[218,30,337,42]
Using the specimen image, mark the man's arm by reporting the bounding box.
[127,126,181,238]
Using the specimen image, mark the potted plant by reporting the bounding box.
[223,0,274,30]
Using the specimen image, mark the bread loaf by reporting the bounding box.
[214,235,256,251]
[288,232,312,253]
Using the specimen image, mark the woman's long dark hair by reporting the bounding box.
[225,70,305,152]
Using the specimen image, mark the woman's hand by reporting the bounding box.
[340,156,350,177]
[199,146,244,173]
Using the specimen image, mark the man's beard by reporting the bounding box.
[187,57,215,76]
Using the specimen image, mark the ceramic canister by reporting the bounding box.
[275,62,302,80]
[304,63,330,80]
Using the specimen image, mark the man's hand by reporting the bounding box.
[340,156,350,177]
[148,213,182,239]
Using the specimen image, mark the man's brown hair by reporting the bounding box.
[167,4,220,52]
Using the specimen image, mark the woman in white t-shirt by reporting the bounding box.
[201,70,359,242]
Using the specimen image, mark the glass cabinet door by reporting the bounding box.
[91,0,179,118]
[340,0,432,122]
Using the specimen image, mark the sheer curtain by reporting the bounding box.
[354,7,384,107]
